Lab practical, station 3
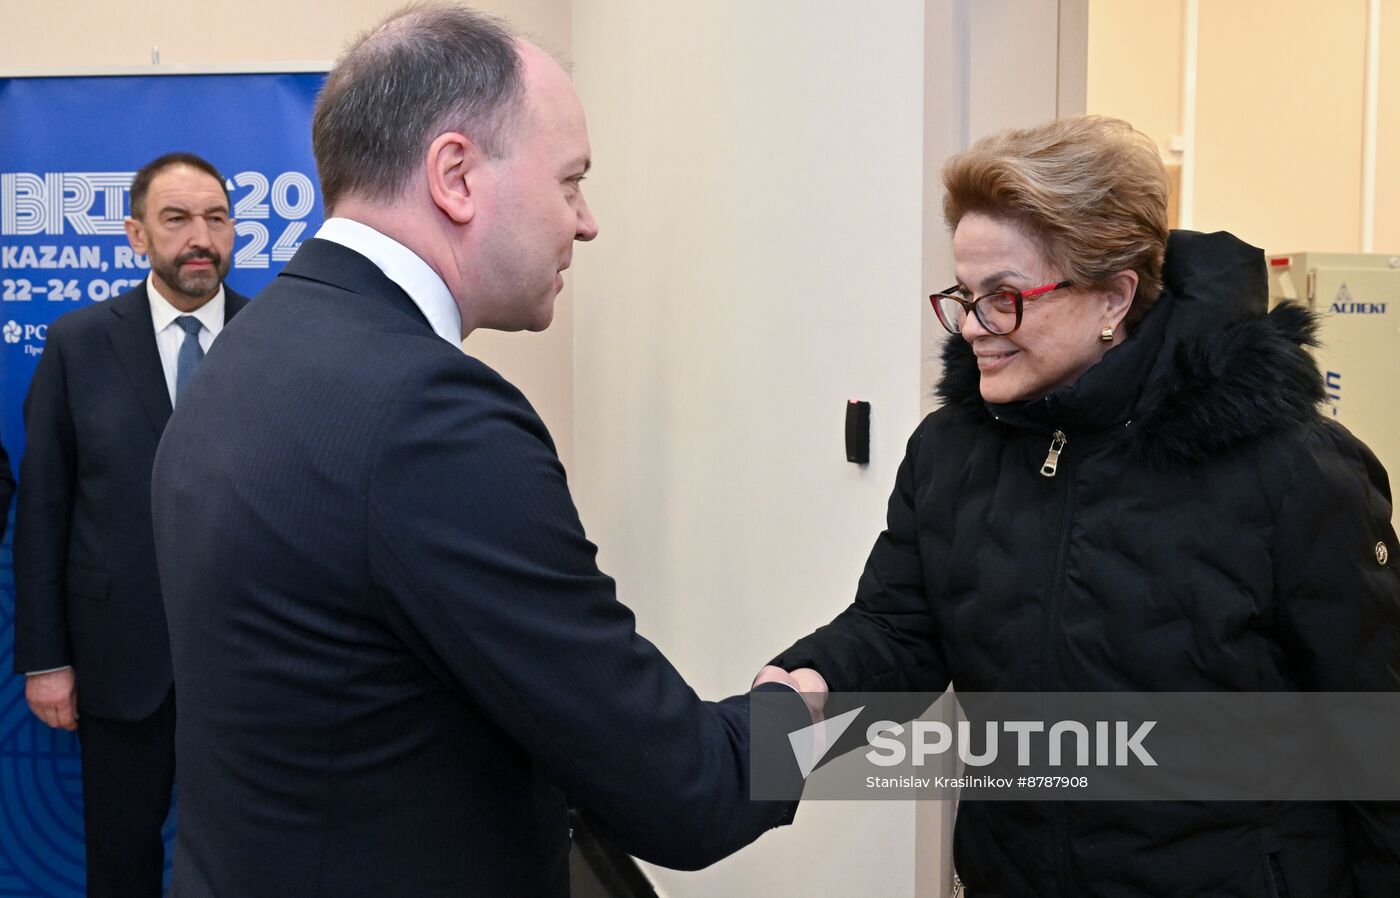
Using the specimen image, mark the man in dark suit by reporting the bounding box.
[150,7,809,898]
[13,152,248,898]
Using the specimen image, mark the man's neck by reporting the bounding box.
[329,199,474,334]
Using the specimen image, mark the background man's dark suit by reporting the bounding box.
[12,281,247,891]
[0,436,13,540]
[151,240,804,898]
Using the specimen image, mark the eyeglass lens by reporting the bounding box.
[934,292,1018,335]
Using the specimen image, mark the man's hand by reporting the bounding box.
[753,665,829,724]
[26,668,78,730]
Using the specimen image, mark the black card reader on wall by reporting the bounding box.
[845,400,870,464]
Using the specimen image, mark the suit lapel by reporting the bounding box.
[107,284,253,436]
[107,283,173,435]
[224,288,249,322]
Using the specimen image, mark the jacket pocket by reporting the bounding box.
[1264,851,1292,898]
[65,564,109,600]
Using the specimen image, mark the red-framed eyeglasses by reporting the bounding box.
[929,280,1072,336]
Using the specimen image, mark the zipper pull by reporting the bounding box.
[1040,430,1067,477]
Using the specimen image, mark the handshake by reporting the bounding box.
[753,664,830,724]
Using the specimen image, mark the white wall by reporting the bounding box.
[570,1,926,893]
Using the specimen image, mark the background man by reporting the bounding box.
[13,152,248,898]
[151,6,807,897]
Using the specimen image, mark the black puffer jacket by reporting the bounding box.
[774,231,1400,897]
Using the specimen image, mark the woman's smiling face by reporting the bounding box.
[952,213,1131,404]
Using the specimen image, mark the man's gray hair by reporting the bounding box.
[312,3,525,210]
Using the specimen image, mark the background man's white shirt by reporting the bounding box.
[149,275,226,406]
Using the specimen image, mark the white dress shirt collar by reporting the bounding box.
[147,275,225,336]
[313,218,463,346]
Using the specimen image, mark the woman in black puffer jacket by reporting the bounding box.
[756,116,1400,896]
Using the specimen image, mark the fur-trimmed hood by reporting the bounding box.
[934,230,1326,466]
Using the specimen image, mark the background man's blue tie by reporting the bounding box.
[175,315,204,402]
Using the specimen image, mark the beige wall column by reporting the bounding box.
[1376,0,1400,251]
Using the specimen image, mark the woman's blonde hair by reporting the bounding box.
[942,115,1170,331]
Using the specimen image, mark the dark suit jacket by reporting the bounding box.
[151,239,804,898]
[0,435,13,543]
[12,281,248,719]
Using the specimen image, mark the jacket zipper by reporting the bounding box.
[1040,430,1067,477]
[1040,430,1075,893]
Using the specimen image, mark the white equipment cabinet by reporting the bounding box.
[1267,252,1400,526]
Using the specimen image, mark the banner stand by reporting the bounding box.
[1,66,326,897]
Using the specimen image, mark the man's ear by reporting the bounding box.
[123,217,149,255]
[425,132,485,225]
[1103,269,1139,329]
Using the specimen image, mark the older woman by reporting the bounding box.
[758,116,1400,896]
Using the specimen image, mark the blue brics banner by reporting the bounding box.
[0,70,325,897]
